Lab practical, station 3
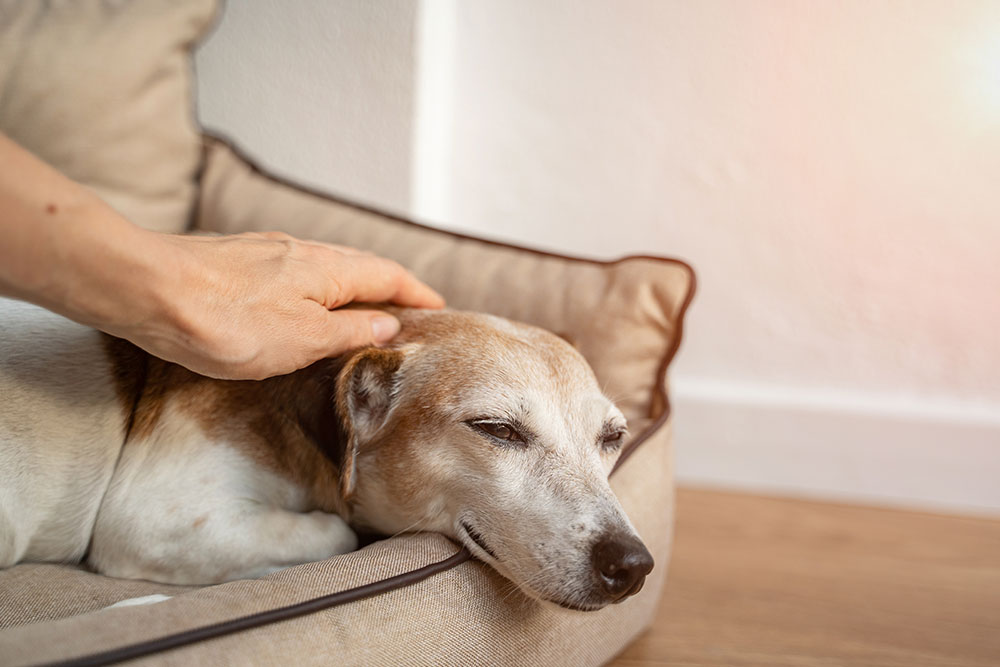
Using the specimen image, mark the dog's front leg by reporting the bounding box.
[90,502,357,585]
[227,508,360,580]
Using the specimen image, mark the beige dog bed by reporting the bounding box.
[0,2,695,665]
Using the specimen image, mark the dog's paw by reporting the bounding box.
[306,511,358,557]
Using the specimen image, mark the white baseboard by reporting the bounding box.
[671,378,1000,517]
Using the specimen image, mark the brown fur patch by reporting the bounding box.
[100,335,152,441]
[101,337,353,515]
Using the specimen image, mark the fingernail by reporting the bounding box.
[371,315,401,343]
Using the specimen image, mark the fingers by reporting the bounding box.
[320,308,402,356]
[312,251,445,310]
[250,231,445,309]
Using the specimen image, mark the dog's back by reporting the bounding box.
[0,297,127,566]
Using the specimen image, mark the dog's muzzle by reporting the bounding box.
[590,532,654,603]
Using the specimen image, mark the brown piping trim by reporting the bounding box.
[199,131,698,268]
[40,548,473,667]
[614,262,697,473]
[40,133,695,667]
[198,130,698,445]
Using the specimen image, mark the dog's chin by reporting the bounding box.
[542,593,608,612]
[503,581,611,612]
[456,520,611,612]
[458,520,497,559]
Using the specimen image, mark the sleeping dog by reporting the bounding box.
[0,297,652,611]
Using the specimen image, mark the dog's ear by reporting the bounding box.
[335,347,406,499]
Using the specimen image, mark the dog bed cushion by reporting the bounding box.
[0,1,695,663]
[0,138,694,666]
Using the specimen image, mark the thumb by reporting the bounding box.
[322,309,401,355]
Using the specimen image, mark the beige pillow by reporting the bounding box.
[0,0,217,233]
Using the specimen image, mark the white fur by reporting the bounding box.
[88,408,356,584]
[0,298,124,567]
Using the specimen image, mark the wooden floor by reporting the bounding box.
[611,488,1000,667]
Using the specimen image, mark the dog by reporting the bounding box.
[0,297,653,611]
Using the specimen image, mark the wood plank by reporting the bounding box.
[611,488,1000,666]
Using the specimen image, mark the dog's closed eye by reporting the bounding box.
[466,419,527,448]
[599,427,628,453]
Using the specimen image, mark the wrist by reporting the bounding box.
[48,203,180,338]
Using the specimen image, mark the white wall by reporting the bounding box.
[196,1,1000,515]
[434,1,1000,515]
[195,0,417,211]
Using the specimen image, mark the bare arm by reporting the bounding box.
[0,133,445,379]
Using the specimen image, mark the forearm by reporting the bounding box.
[0,133,176,334]
[0,133,444,379]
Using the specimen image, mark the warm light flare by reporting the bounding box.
[963,32,1000,114]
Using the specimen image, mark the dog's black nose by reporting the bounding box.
[590,533,654,602]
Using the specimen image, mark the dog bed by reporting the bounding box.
[0,2,695,665]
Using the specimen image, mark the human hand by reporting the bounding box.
[0,132,443,379]
[124,230,445,380]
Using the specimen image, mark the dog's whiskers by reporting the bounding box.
[497,561,564,604]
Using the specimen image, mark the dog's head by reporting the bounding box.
[334,309,652,611]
